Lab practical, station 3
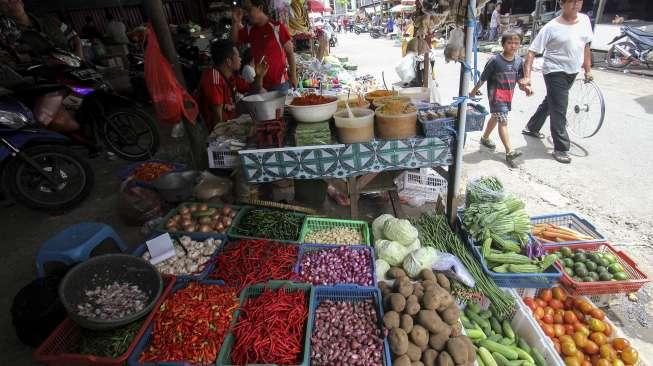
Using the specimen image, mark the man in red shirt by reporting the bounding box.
[197,39,268,130]
[231,0,297,92]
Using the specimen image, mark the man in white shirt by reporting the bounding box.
[105,13,129,44]
[489,2,501,40]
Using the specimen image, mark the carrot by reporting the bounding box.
[536,236,555,243]
[543,230,580,241]
[540,231,562,240]
[555,237,566,242]
[549,224,589,238]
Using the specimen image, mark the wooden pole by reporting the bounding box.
[594,0,607,26]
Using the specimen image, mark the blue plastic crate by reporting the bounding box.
[531,212,606,246]
[117,159,186,188]
[294,244,376,287]
[128,279,230,366]
[309,286,392,366]
[132,234,227,281]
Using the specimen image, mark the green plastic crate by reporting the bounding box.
[216,281,312,366]
[154,202,245,239]
[227,207,306,243]
[298,217,370,246]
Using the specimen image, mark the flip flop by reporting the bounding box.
[521,129,545,139]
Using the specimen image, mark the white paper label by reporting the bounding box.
[146,233,175,265]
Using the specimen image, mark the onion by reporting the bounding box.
[172,214,182,222]
[223,218,232,227]
[298,246,372,286]
[222,206,231,215]
[228,211,236,219]
[211,213,221,221]
[179,207,190,215]
[199,224,212,232]
[199,203,208,211]
[215,223,225,231]
[199,217,212,225]
[181,213,192,221]
[189,204,198,212]
[185,225,196,232]
[181,219,193,227]
[166,220,176,229]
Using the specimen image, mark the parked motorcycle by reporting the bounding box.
[606,26,653,69]
[0,95,94,211]
[11,49,159,161]
[353,23,369,35]
[370,25,385,39]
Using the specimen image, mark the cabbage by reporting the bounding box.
[375,259,391,281]
[372,214,395,241]
[374,239,408,266]
[402,247,440,278]
[405,238,421,253]
[383,218,419,246]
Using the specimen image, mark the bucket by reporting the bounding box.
[375,110,418,140]
[241,91,286,121]
[333,108,375,143]
[151,171,199,203]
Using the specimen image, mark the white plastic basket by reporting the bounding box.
[207,147,239,169]
[395,169,447,202]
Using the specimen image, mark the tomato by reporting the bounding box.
[542,324,555,337]
[564,297,575,310]
[562,341,579,356]
[620,346,639,365]
[581,361,592,366]
[553,286,568,301]
[583,340,599,355]
[590,332,608,346]
[603,322,613,337]
[540,289,553,302]
[536,298,548,308]
[612,338,630,351]
[550,299,565,310]
[590,354,601,365]
[554,313,565,324]
[599,344,617,360]
[597,359,611,366]
[573,332,588,347]
[574,309,586,322]
[560,334,573,343]
[523,296,535,307]
[565,324,575,335]
[574,323,590,336]
[553,338,562,354]
[565,356,581,366]
[565,310,579,324]
[589,318,606,333]
[534,307,545,319]
[543,314,554,324]
[544,306,555,317]
[576,300,594,314]
[590,308,605,320]
[612,360,625,366]
[554,324,566,337]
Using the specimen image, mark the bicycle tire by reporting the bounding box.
[566,79,605,139]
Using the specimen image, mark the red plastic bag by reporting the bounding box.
[144,25,198,124]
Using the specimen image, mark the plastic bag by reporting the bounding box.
[194,171,233,201]
[395,52,417,84]
[444,28,465,63]
[118,179,165,226]
[144,24,198,124]
[431,252,475,287]
[465,176,505,206]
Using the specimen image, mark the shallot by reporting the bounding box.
[77,282,148,320]
[297,246,373,286]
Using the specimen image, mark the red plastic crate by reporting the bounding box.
[33,275,176,366]
[544,242,649,296]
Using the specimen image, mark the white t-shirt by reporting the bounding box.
[242,64,256,83]
[529,13,593,75]
[490,10,500,28]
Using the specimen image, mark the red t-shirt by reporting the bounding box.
[198,68,250,127]
[238,21,291,90]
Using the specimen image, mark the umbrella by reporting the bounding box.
[307,0,326,12]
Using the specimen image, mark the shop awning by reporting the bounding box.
[390,4,415,13]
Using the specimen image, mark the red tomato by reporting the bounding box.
[612,338,630,351]
[583,340,599,355]
[544,306,555,317]
[553,338,561,354]
[523,296,535,307]
[565,324,575,335]
[603,322,613,337]
[553,287,568,301]
[564,310,579,324]
[543,314,554,324]
[534,307,545,319]
[542,324,555,337]
[554,313,564,324]
[564,297,575,310]
[554,324,566,337]
[536,298,548,308]
[540,289,553,302]
[550,299,564,310]
[590,308,605,320]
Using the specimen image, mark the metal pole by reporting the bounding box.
[447,0,475,224]
[594,0,607,27]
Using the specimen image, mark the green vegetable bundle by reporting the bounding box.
[466,176,504,206]
[463,195,530,245]
[71,320,143,358]
[231,209,304,241]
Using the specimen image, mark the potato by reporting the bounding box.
[420,269,436,281]
[433,287,454,312]
[461,335,476,363]
[390,293,407,312]
[446,337,469,365]
[405,295,421,315]
[381,286,393,298]
[410,324,429,347]
[421,290,440,310]
[406,342,422,362]
[379,281,390,291]
[388,267,407,279]
[435,273,450,291]
[450,321,462,337]
[398,282,414,298]
[401,313,414,333]
[394,355,411,366]
[421,279,439,291]
[384,311,401,329]
[422,349,439,366]
[429,330,450,351]
[413,286,425,301]
[411,362,425,366]
[389,328,409,355]
[439,304,460,325]
[436,351,455,366]
[417,310,443,333]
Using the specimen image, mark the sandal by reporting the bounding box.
[480,136,496,150]
[552,151,571,164]
[521,129,545,139]
[506,150,523,162]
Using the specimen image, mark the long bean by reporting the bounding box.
[411,213,515,320]
[232,209,303,241]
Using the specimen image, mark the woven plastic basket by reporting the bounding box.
[298,217,370,245]
[543,242,649,296]
[294,244,376,286]
[394,170,448,201]
[33,275,175,366]
[216,281,312,366]
[309,286,392,366]
[207,148,239,169]
[227,207,306,244]
[530,212,606,245]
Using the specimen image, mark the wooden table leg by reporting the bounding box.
[389,190,406,219]
[347,176,359,218]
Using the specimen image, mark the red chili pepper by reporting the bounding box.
[132,162,175,182]
[230,287,308,365]
[138,283,238,364]
[207,239,298,292]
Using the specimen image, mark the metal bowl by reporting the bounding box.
[152,170,199,202]
[241,91,286,121]
[59,254,163,330]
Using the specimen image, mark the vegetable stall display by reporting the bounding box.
[229,209,304,241]
[209,239,298,292]
[379,268,477,366]
[140,236,221,276]
[130,161,175,182]
[295,245,374,286]
[164,203,237,233]
[304,227,364,245]
[73,320,143,358]
[138,282,238,364]
[532,223,595,244]
[553,247,628,282]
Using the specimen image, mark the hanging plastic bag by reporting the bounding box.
[395,52,417,84]
[144,24,198,124]
[431,252,476,287]
[444,28,465,63]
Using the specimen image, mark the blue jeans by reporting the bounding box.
[268,81,290,93]
[489,27,498,40]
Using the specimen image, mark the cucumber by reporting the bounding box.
[531,348,547,366]
[191,208,217,218]
[480,310,493,319]
[467,328,487,339]
[477,353,486,366]
[503,319,516,340]
[512,347,535,363]
[507,361,525,366]
[499,337,515,346]
[490,317,503,335]
[492,352,511,366]
[468,302,482,314]
[479,347,498,366]
[488,334,503,342]
[460,313,474,329]
[480,340,519,360]
[517,338,531,354]
[466,309,491,335]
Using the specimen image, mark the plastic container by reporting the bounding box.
[543,242,649,295]
[417,104,457,138]
[216,281,312,366]
[227,207,306,244]
[207,148,239,169]
[287,97,338,123]
[131,234,227,281]
[394,169,448,200]
[33,275,175,366]
[364,90,394,103]
[333,108,375,143]
[154,203,244,239]
[294,244,376,286]
[375,110,418,140]
[530,212,606,245]
[309,286,392,366]
[299,217,371,246]
[127,279,231,366]
[398,86,430,102]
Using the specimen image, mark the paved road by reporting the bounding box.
[334,31,653,358]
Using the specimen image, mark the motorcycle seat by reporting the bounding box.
[625,27,653,47]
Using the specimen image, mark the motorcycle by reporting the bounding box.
[11,49,159,161]
[0,95,94,211]
[606,26,653,69]
[370,25,385,39]
[329,33,338,47]
[354,23,369,35]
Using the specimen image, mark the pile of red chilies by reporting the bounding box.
[230,288,308,364]
[139,282,238,364]
[209,239,298,292]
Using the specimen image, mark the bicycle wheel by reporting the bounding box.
[566,79,605,138]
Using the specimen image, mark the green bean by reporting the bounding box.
[232,209,303,241]
[72,319,143,358]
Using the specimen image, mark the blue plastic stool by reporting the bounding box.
[35,222,128,277]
